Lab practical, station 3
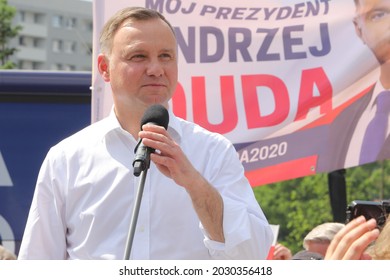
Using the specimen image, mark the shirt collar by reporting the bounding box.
[100,106,183,144]
[369,82,388,110]
[96,108,129,141]
[167,108,182,144]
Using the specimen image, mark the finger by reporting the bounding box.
[139,126,176,155]
[326,217,378,259]
[326,216,365,257]
[141,123,169,135]
[343,228,379,259]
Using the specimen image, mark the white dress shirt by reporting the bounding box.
[18,109,272,260]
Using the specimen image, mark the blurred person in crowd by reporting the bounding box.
[272,243,292,260]
[0,246,16,260]
[0,237,16,260]
[292,222,345,259]
[291,250,324,260]
[370,217,390,259]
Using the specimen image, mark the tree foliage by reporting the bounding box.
[253,160,390,254]
[0,0,22,69]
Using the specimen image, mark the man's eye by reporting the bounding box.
[131,54,146,61]
[160,53,173,60]
[369,10,389,22]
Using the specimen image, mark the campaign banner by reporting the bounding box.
[91,0,388,186]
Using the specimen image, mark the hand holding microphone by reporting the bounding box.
[133,104,169,176]
[134,105,210,195]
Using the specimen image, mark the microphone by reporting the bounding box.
[132,104,169,176]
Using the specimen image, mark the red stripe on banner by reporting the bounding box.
[245,156,318,186]
[299,84,374,130]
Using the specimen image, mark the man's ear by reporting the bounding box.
[97,54,110,81]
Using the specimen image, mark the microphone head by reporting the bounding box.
[140,104,169,130]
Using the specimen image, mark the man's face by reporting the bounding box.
[101,18,178,112]
[354,0,390,64]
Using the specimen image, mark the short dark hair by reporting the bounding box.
[99,7,175,54]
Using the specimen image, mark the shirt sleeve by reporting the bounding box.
[18,149,68,259]
[202,195,273,259]
[199,141,273,260]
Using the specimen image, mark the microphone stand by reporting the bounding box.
[124,168,148,260]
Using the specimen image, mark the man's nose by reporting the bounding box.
[146,59,164,77]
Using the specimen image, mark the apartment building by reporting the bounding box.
[8,0,93,71]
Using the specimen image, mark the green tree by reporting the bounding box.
[253,160,390,255]
[0,0,22,69]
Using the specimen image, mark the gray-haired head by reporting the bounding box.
[303,222,345,249]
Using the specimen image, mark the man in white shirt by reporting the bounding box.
[18,7,272,260]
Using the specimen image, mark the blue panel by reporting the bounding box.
[0,101,91,255]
